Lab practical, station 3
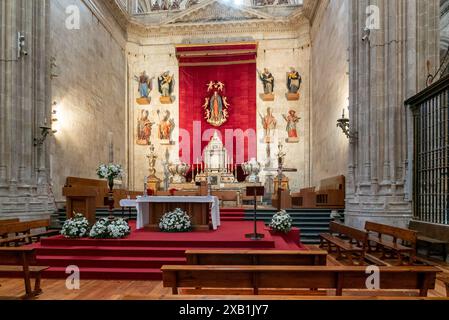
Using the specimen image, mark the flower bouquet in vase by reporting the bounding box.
[97,163,124,219]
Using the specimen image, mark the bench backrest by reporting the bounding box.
[162,265,438,296]
[409,220,449,242]
[365,221,417,243]
[0,218,20,225]
[0,248,37,265]
[66,177,107,188]
[211,191,239,201]
[185,250,327,266]
[0,220,50,235]
[330,221,368,244]
[317,175,345,192]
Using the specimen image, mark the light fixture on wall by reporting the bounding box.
[34,102,58,146]
[336,109,357,141]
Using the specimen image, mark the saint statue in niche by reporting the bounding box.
[286,67,302,101]
[203,81,230,127]
[158,71,174,104]
[134,71,154,105]
[157,109,175,145]
[136,109,154,146]
[283,110,300,143]
[258,68,275,101]
[259,107,277,143]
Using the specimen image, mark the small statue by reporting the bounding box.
[282,110,300,143]
[286,67,302,100]
[136,109,155,146]
[259,107,277,143]
[157,109,175,145]
[134,71,154,105]
[158,71,174,104]
[258,68,275,101]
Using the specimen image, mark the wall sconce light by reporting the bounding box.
[336,109,357,141]
[34,102,58,146]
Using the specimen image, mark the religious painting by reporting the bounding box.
[203,81,230,127]
[134,71,154,105]
[283,110,300,143]
[136,109,154,146]
[258,68,275,101]
[158,71,175,104]
[259,107,277,143]
[157,109,175,145]
[286,67,302,101]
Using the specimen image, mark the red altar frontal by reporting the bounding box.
[24,215,304,281]
[177,43,258,164]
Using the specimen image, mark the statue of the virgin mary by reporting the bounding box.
[203,81,230,127]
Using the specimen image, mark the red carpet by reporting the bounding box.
[22,221,306,280]
[215,208,245,221]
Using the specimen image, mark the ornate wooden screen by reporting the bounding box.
[406,76,449,225]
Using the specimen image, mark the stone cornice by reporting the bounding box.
[103,0,307,39]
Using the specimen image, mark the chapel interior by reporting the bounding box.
[1,0,449,301]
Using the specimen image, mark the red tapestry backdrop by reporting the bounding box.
[178,46,257,165]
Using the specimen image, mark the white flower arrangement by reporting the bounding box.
[96,163,124,181]
[89,218,131,239]
[269,210,293,234]
[159,208,192,233]
[61,213,89,238]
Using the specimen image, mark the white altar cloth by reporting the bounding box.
[120,196,221,230]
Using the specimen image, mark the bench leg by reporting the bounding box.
[445,284,449,298]
[172,287,178,295]
[34,273,43,296]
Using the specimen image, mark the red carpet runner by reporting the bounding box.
[25,220,305,281]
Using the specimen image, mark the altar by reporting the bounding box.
[120,196,220,231]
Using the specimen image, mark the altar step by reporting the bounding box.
[244,209,337,244]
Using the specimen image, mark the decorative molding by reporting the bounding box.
[103,0,307,38]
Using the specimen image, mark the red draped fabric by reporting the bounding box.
[177,44,257,165]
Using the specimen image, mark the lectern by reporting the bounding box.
[62,186,97,225]
[245,186,265,240]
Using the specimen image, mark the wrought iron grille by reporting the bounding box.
[407,76,449,225]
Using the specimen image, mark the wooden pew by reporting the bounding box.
[409,220,449,261]
[185,250,328,266]
[0,220,58,246]
[319,222,368,265]
[64,177,142,210]
[0,247,49,299]
[162,265,439,296]
[291,187,316,208]
[315,175,345,209]
[440,275,449,297]
[365,221,417,265]
[0,218,20,225]
[211,191,241,207]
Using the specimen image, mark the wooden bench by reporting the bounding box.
[185,250,328,266]
[211,191,241,207]
[319,222,368,265]
[291,187,316,208]
[0,218,20,225]
[315,175,345,209]
[0,220,58,246]
[161,265,439,296]
[0,247,48,299]
[365,221,417,265]
[409,220,449,261]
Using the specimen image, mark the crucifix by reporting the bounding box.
[264,142,297,211]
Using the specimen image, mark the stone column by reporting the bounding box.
[0,0,55,220]
[345,0,439,229]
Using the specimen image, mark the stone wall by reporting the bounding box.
[49,0,127,202]
[126,25,311,193]
[310,0,350,187]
